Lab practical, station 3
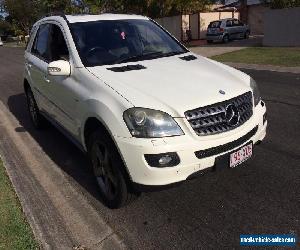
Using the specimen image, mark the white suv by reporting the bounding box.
[24,14,267,208]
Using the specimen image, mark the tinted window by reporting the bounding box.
[208,21,221,28]
[233,19,243,27]
[226,20,233,27]
[32,24,51,61]
[70,19,187,67]
[49,24,69,62]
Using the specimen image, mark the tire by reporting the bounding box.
[88,130,138,208]
[207,40,213,44]
[26,88,45,129]
[244,31,250,39]
[222,34,229,43]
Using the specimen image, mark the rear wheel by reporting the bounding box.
[222,34,229,43]
[88,130,138,208]
[207,40,213,44]
[244,31,250,39]
[26,88,45,129]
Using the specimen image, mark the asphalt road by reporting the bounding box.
[0,47,299,249]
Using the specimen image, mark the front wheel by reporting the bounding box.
[88,130,138,208]
[26,88,45,129]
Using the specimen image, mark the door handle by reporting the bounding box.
[44,76,50,83]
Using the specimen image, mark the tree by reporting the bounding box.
[3,0,214,35]
[3,0,82,34]
[0,18,13,36]
[268,0,300,8]
[4,0,42,34]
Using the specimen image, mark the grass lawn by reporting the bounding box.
[0,160,38,250]
[211,47,300,67]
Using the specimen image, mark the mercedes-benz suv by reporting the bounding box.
[24,14,267,208]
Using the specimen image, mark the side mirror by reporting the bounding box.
[48,60,71,76]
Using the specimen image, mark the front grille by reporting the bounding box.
[185,92,253,136]
[195,126,258,159]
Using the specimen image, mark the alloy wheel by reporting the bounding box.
[91,142,119,201]
[27,91,39,126]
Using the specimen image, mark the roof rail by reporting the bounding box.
[43,12,69,22]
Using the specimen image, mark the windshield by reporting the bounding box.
[70,19,187,67]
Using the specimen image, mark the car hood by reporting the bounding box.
[87,54,251,117]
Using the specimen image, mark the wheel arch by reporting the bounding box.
[83,116,133,182]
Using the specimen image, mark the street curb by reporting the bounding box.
[225,62,300,74]
[0,100,126,249]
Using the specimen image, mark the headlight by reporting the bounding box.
[250,78,261,106]
[123,108,184,138]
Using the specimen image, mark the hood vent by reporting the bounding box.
[179,55,197,61]
[107,64,146,72]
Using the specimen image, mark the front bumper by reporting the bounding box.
[116,101,267,186]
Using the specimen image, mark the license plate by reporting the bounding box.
[229,143,253,168]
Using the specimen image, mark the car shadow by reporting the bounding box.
[7,93,104,202]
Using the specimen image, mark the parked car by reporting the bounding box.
[0,37,3,46]
[206,18,250,44]
[24,14,266,208]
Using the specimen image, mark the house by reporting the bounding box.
[221,0,270,35]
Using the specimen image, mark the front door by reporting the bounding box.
[46,23,80,137]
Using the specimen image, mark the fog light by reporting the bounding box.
[158,155,173,165]
[144,152,180,168]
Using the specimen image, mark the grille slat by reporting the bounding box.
[187,109,225,121]
[185,92,253,136]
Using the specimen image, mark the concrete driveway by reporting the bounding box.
[190,36,263,57]
[0,47,299,249]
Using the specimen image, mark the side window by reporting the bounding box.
[32,24,51,62]
[226,20,232,27]
[49,24,69,62]
[233,19,241,27]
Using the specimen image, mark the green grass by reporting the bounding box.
[0,160,38,250]
[211,47,300,67]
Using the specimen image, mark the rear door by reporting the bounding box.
[232,19,243,38]
[237,20,246,37]
[225,20,234,37]
[27,23,53,113]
